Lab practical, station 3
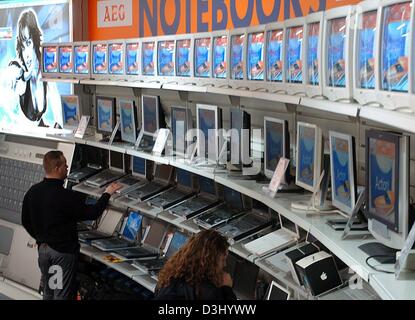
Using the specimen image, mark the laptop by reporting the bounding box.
[265,281,291,300]
[243,212,299,257]
[84,151,126,188]
[78,208,124,243]
[111,220,168,260]
[232,257,259,300]
[67,165,101,184]
[147,169,196,209]
[216,201,273,242]
[114,156,149,195]
[132,230,189,272]
[125,164,173,202]
[91,211,143,251]
[194,186,248,229]
[169,176,221,220]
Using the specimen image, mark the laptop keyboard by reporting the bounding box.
[150,189,187,206]
[171,197,212,216]
[86,170,124,187]
[0,157,43,222]
[127,182,163,200]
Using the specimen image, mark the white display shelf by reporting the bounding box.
[41,77,79,84]
[251,91,301,105]
[80,79,162,89]
[369,271,415,300]
[360,107,415,135]
[91,250,147,278]
[162,83,207,93]
[132,274,158,292]
[299,97,360,118]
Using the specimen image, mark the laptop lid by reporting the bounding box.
[165,231,189,258]
[142,220,168,250]
[120,211,143,242]
[109,151,125,173]
[97,208,124,235]
[223,186,244,210]
[176,168,193,192]
[153,164,173,184]
[198,176,217,199]
[265,281,291,300]
[278,211,299,238]
[131,156,147,179]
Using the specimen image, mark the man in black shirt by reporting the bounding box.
[22,150,121,300]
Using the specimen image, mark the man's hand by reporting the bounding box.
[222,272,233,288]
[104,182,122,195]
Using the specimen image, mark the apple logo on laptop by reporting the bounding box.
[320,272,328,281]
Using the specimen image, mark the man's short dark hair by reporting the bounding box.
[16,9,42,72]
[43,151,64,174]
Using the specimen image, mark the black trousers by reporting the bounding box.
[37,244,78,300]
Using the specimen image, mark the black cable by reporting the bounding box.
[365,255,396,275]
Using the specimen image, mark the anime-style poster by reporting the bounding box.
[0,1,70,131]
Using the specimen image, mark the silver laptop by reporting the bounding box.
[125,164,173,201]
[111,219,168,260]
[194,187,248,229]
[169,176,222,219]
[132,230,189,272]
[91,210,143,251]
[216,202,272,241]
[84,151,126,188]
[147,169,195,209]
[265,281,291,300]
[114,156,149,195]
[78,208,124,242]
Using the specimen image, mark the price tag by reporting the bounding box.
[74,116,90,139]
[152,129,170,156]
[268,158,290,193]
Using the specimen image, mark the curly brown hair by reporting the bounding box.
[157,230,229,293]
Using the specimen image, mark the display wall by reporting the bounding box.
[88,0,362,40]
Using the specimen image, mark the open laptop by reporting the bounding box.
[132,230,189,272]
[111,219,168,260]
[147,169,196,209]
[83,151,126,188]
[124,164,173,202]
[243,213,299,257]
[216,201,273,242]
[168,176,222,220]
[91,210,143,251]
[78,208,124,243]
[265,281,291,300]
[194,186,248,229]
[114,156,149,195]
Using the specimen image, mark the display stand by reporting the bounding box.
[291,171,326,213]
[341,188,366,240]
[108,120,121,145]
[395,220,415,280]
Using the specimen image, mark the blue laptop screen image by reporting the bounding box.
[199,176,215,195]
[122,211,143,241]
[266,121,284,172]
[176,169,192,188]
[224,187,243,210]
[166,232,189,258]
[132,156,146,175]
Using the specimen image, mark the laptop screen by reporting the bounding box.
[199,176,215,195]
[132,156,146,176]
[154,164,172,181]
[165,231,189,258]
[224,187,243,210]
[109,151,124,171]
[144,220,167,249]
[176,169,192,188]
[266,281,290,300]
[122,211,143,241]
[232,259,259,300]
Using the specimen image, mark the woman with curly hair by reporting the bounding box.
[154,230,236,300]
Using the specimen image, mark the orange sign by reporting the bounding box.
[89,0,361,41]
